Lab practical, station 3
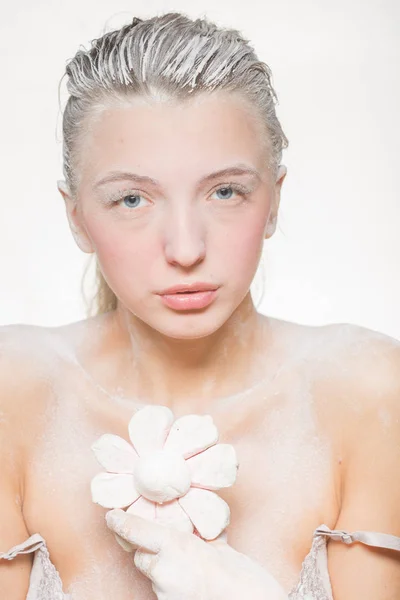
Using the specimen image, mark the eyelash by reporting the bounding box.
[106,183,251,208]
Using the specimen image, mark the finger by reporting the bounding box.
[134,548,159,580]
[208,529,228,545]
[114,532,135,553]
[106,508,172,553]
[194,528,228,545]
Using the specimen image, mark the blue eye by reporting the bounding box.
[215,187,234,200]
[212,185,248,202]
[122,194,143,208]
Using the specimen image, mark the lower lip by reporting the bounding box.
[158,290,218,310]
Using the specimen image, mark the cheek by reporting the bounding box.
[85,220,159,289]
[212,215,266,277]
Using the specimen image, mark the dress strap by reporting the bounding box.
[0,534,46,560]
[315,524,400,552]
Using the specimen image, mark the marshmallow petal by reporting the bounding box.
[187,444,239,490]
[91,472,140,509]
[128,406,174,456]
[164,414,218,459]
[155,500,194,534]
[91,434,139,474]
[126,496,156,520]
[178,487,230,540]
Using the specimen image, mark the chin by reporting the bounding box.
[143,309,231,340]
[158,319,224,340]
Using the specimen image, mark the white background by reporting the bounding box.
[0,0,399,339]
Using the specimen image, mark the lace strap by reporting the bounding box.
[0,534,46,560]
[315,524,400,552]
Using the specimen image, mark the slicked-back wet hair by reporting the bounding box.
[62,12,288,315]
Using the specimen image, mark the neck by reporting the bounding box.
[103,294,272,411]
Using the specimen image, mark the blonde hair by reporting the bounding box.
[61,11,288,316]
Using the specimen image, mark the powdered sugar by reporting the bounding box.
[2,315,398,596]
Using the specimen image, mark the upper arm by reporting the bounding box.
[328,336,400,599]
[0,327,36,598]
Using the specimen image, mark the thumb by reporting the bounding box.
[106,508,174,553]
[207,529,228,546]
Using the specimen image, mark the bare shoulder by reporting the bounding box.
[0,323,54,413]
[311,321,400,414]
[271,317,400,400]
[275,318,400,529]
[269,316,400,444]
[321,320,400,375]
[0,316,103,430]
[291,320,400,536]
[320,322,400,451]
[0,312,108,375]
[0,317,91,365]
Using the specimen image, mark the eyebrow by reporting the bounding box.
[93,164,261,191]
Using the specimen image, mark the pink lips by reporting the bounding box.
[157,282,219,311]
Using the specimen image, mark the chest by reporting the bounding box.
[23,382,340,598]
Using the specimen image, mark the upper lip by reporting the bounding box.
[158,282,219,295]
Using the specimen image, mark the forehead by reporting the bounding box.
[78,92,270,185]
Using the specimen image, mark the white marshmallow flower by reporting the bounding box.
[91,406,239,545]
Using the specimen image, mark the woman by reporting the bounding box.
[1,11,400,600]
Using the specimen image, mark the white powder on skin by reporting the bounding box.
[216,374,333,588]
[2,316,398,596]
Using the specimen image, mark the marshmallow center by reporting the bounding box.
[134,449,191,503]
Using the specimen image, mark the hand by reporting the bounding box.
[106,508,287,600]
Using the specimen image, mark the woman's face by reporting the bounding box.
[63,92,286,339]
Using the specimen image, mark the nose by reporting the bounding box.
[163,206,206,268]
